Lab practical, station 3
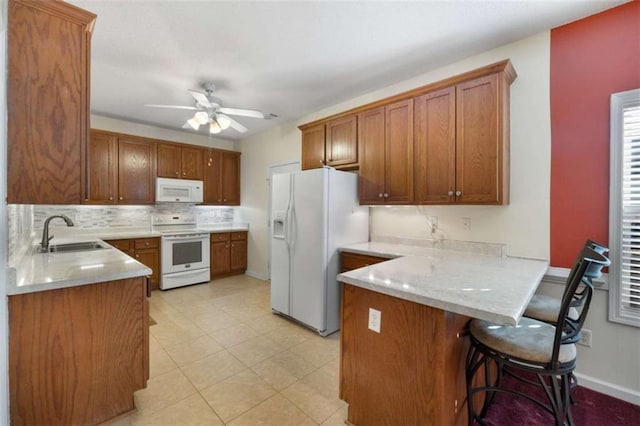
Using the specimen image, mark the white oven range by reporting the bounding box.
[153,215,210,290]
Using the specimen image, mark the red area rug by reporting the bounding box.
[482,375,640,425]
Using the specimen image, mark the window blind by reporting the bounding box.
[610,88,640,327]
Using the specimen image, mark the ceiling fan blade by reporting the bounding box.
[188,90,212,108]
[225,116,248,133]
[145,104,198,110]
[182,119,199,131]
[218,107,265,119]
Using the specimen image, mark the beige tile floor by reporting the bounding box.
[110,274,348,426]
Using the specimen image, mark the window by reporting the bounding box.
[609,88,640,327]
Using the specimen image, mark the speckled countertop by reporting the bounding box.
[338,242,549,326]
[7,223,249,296]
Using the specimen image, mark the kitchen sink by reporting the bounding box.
[47,241,110,253]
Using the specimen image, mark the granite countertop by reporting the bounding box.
[6,223,249,296]
[338,242,549,326]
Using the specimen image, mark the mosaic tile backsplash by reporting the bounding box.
[8,204,234,264]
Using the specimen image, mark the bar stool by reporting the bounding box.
[465,246,610,426]
[523,240,608,323]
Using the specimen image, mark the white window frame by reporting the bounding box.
[609,88,640,327]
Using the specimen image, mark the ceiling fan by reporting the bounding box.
[145,83,271,134]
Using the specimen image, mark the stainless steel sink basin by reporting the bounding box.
[47,241,110,253]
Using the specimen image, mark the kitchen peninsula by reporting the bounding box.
[337,242,548,425]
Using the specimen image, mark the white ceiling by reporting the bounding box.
[70,0,628,141]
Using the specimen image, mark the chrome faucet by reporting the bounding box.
[40,215,74,252]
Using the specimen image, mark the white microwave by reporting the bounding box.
[156,178,203,203]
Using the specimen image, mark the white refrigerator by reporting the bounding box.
[270,167,368,336]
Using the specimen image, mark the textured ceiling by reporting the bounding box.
[70,0,628,140]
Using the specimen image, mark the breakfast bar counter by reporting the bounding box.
[336,242,548,425]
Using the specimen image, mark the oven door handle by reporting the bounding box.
[162,234,209,241]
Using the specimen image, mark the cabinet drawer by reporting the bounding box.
[106,239,132,252]
[134,238,159,250]
[231,231,247,241]
[211,232,230,242]
[341,252,388,273]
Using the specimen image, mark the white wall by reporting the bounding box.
[238,32,551,280]
[91,114,235,151]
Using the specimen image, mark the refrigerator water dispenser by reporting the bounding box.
[272,211,286,239]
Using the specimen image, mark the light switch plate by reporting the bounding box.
[368,308,381,333]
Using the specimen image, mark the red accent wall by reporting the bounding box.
[550,1,639,267]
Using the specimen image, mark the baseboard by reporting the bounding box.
[574,372,640,406]
[245,270,269,281]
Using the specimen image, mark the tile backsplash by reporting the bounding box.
[7,204,234,265]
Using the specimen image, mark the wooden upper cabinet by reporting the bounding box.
[358,100,413,205]
[86,130,118,204]
[157,143,204,180]
[7,0,96,204]
[414,87,456,204]
[203,149,241,205]
[326,115,358,167]
[456,74,507,204]
[221,151,241,205]
[384,99,414,204]
[301,116,359,170]
[301,124,326,170]
[358,107,386,204]
[118,136,156,204]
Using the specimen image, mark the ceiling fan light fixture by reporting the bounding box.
[187,117,200,130]
[194,111,209,125]
[216,114,231,130]
[209,121,222,134]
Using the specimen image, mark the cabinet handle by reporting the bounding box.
[223,199,227,202]
[218,199,222,202]
[175,171,179,175]
[135,254,139,258]
[378,193,383,198]
[456,191,462,196]
[119,197,123,201]
[183,172,186,176]
[145,242,149,246]
[448,191,454,196]
[383,193,389,198]
[109,196,113,200]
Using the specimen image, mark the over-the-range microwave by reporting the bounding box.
[156,177,203,203]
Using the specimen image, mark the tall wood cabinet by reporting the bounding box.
[157,143,204,180]
[86,130,156,204]
[7,0,96,204]
[301,115,358,170]
[204,149,241,205]
[359,100,414,204]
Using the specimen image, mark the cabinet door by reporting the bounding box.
[301,124,326,170]
[230,240,247,272]
[456,74,502,204]
[181,146,204,180]
[358,107,386,204]
[86,130,118,204]
[157,143,181,178]
[385,99,414,204]
[7,0,95,204]
[134,248,160,291]
[221,151,241,205]
[211,241,231,277]
[118,136,156,204]
[414,88,456,204]
[204,150,223,204]
[326,115,358,167]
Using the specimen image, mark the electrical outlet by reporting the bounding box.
[368,308,381,333]
[461,217,471,231]
[578,328,592,347]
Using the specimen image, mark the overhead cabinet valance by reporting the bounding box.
[299,60,517,205]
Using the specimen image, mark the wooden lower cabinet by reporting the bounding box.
[340,284,471,426]
[340,252,388,273]
[105,238,160,290]
[9,277,149,425]
[210,231,248,279]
